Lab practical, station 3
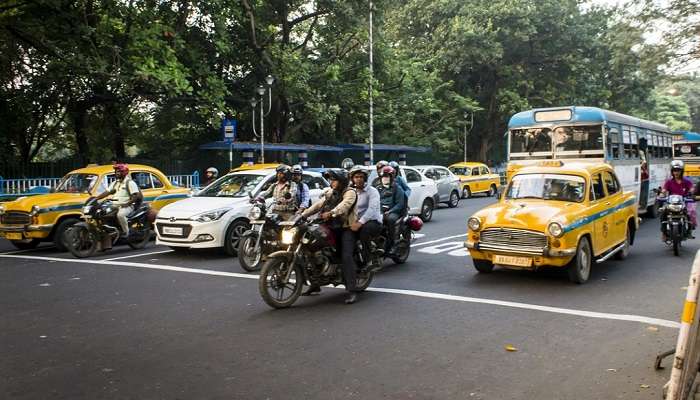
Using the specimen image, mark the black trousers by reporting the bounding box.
[357,220,383,262]
[339,229,358,292]
[384,212,402,249]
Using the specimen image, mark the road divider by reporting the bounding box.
[0,253,680,329]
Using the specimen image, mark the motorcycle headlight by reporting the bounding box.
[281,227,298,245]
[82,205,92,214]
[547,222,564,238]
[669,204,683,212]
[248,206,262,220]
[191,208,231,223]
[29,205,41,216]
[467,217,481,232]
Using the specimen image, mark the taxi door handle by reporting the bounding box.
[162,190,170,194]
[605,202,611,206]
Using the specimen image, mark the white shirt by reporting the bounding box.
[108,178,139,206]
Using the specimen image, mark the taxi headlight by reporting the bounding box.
[0,205,5,215]
[467,217,481,232]
[248,206,262,220]
[29,205,40,216]
[548,222,564,238]
[281,228,298,245]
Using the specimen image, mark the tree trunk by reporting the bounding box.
[106,103,126,160]
[68,99,91,165]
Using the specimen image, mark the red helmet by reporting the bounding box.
[407,216,423,231]
[380,166,395,177]
[113,163,129,174]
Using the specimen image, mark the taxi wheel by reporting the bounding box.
[487,184,497,197]
[462,187,471,199]
[567,237,592,284]
[473,259,494,273]
[54,218,79,252]
[10,239,40,250]
[614,225,631,260]
[224,220,250,256]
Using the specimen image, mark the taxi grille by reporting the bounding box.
[1,212,31,225]
[480,228,547,254]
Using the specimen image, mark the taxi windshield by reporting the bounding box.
[506,173,586,203]
[449,167,471,175]
[197,174,265,197]
[54,174,100,194]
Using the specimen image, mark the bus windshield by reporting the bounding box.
[674,143,700,159]
[510,125,603,155]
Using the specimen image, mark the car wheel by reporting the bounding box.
[420,199,434,222]
[10,239,40,250]
[487,184,497,197]
[53,218,79,251]
[448,191,460,208]
[473,259,494,273]
[567,237,592,284]
[462,186,471,199]
[614,224,631,260]
[224,220,250,256]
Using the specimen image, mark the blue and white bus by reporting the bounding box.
[506,106,673,216]
[672,130,700,184]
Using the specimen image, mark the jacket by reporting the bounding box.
[302,187,358,228]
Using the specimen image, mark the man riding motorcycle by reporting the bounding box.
[301,169,360,304]
[661,160,695,240]
[349,165,383,266]
[259,164,299,220]
[203,167,219,187]
[92,163,142,237]
[291,164,310,213]
[389,161,412,200]
[376,166,406,256]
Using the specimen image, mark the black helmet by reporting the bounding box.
[349,165,369,179]
[389,161,401,174]
[376,160,389,171]
[323,169,350,187]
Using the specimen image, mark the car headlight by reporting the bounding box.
[548,222,564,238]
[281,227,298,245]
[467,217,481,231]
[0,205,5,215]
[29,205,41,216]
[669,204,683,212]
[248,206,262,220]
[192,208,231,223]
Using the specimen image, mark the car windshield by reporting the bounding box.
[197,174,265,197]
[506,173,586,203]
[54,174,100,193]
[449,167,471,175]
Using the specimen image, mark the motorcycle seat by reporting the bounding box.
[127,205,150,219]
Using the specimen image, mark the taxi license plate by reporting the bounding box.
[5,232,23,240]
[163,226,183,236]
[493,254,532,267]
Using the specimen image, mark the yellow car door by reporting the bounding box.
[602,171,626,243]
[589,172,614,254]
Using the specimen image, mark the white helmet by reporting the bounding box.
[671,160,684,172]
[206,167,219,177]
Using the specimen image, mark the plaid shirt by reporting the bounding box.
[261,180,299,212]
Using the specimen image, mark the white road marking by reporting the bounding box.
[417,241,465,255]
[413,233,467,248]
[101,250,174,261]
[412,233,426,241]
[0,254,679,329]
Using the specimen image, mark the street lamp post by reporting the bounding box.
[250,75,275,164]
[463,111,473,163]
[369,0,374,165]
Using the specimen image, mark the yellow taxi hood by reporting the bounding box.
[472,200,587,231]
[3,192,87,212]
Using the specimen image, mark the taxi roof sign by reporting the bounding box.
[537,160,564,167]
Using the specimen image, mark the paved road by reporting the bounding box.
[1,196,696,399]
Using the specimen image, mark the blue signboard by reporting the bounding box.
[221,119,237,143]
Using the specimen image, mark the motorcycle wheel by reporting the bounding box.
[355,269,374,291]
[258,257,303,309]
[238,234,262,272]
[127,222,151,250]
[672,224,681,256]
[391,232,411,264]
[67,225,98,258]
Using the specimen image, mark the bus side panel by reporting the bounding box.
[612,163,641,202]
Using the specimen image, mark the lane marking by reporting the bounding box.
[417,242,466,255]
[0,254,679,329]
[413,233,467,248]
[101,250,175,261]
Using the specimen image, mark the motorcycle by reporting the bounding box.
[258,214,420,309]
[357,212,414,269]
[237,195,282,271]
[66,198,152,258]
[659,194,694,256]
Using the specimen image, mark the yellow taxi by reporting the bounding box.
[464,161,638,283]
[448,162,501,198]
[0,164,190,251]
[684,163,700,186]
[231,163,280,172]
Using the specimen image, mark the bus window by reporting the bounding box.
[609,129,621,159]
[553,125,603,152]
[510,128,552,154]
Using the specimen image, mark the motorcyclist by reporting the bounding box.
[376,166,406,255]
[203,167,219,187]
[348,165,383,266]
[291,164,310,212]
[389,161,412,199]
[301,169,360,304]
[259,165,298,220]
[92,163,142,237]
[661,160,695,240]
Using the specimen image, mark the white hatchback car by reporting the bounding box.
[368,166,439,222]
[155,169,328,255]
